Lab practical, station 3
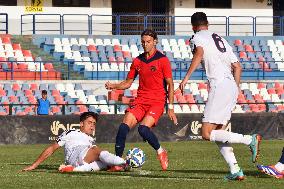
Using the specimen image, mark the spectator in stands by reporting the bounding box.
[105,29,177,171]
[22,112,126,172]
[257,149,284,179]
[178,12,261,180]
[35,90,50,115]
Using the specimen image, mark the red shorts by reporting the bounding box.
[126,99,165,125]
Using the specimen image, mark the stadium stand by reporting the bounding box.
[0,81,283,115]
[33,35,284,80]
[0,35,61,80]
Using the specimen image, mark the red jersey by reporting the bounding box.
[127,50,172,103]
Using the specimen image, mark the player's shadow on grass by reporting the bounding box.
[11,163,59,171]
[171,169,270,178]
[172,169,228,174]
[55,170,221,180]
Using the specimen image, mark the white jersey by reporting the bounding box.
[56,129,95,166]
[191,30,238,86]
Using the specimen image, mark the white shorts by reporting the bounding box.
[66,145,96,167]
[202,77,238,125]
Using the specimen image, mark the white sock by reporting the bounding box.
[210,130,252,145]
[73,161,107,172]
[99,151,126,166]
[157,147,164,154]
[275,162,284,172]
[217,142,240,174]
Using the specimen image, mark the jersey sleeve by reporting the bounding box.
[161,57,172,79]
[228,47,239,63]
[191,35,205,48]
[126,59,138,79]
[56,130,68,146]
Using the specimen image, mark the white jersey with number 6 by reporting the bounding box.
[191,30,239,125]
[191,30,239,86]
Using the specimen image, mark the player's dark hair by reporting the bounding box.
[191,12,208,27]
[80,112,98,122]
[42,90,47,95]
[141,29,158,40]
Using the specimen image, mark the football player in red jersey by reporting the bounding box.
[105,29,177,171]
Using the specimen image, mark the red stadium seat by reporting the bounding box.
[258,104,266,111]
[239,51,247,59]
[234,39,242,46]
[51,106,61,114]
[9,96,18,103]
[113,45,122,52]
[18,64,28,71]
[12,83,20,91]
[267,88,276,94]
[0,112,8,116]
[2,36,11,44]
[245,45,254,52]
[274,82,283,89]
[185,39,190,45]
[22,50,32,57]
[30,83,38,90]
[24,89,33,96]
[258,56,265,62]
[52,90,60,97]
[0,57,7,62]
[88,45,97,52]
[123,51,131,58]
[0,89,6,96]
[257,83,265,89]
[12,44,21,51]
[44,63,54,71]
[184,94,195,103]
[259,62,271,71]
[198,83,207,90]
[8,62,18,70]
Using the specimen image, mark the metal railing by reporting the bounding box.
[0,13,8,34]
[0,60,284,80]
[20,14,284,36]
[0,102,283,115]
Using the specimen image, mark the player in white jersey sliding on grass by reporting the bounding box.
[22,112,126,172]
[178,12,261,181]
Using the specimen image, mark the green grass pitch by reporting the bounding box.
[1,140,284,189]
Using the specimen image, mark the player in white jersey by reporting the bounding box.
[178,12,262,180]
[22,112,126,172]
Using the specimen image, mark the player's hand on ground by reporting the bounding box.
[168,109,178,125]
[22,165,36,171]
[105,81,114,90]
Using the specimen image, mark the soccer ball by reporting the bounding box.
[126,148,146,168]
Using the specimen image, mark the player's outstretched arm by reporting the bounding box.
[22,143,60,171]
[165,77,178,125]
[178,46,204,94]
[105,78,134,90]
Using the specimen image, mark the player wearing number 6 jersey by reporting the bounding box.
[178,12,261,180]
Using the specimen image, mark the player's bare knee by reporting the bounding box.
[201,131,211,140]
